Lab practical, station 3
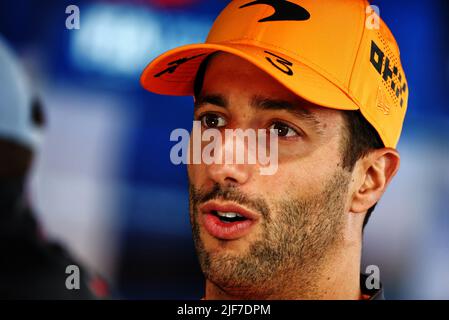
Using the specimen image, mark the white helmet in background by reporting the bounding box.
[0,35,43,151]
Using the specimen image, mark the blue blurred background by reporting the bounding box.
[0,0,448,299]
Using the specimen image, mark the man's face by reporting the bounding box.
[188,53,354,297]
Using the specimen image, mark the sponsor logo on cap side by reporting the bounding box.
[376,86,390,115]
[369,41,407,108]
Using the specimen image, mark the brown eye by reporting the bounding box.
[269,122,299,137]
[200,113,227,128]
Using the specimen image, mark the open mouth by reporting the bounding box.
[211,210,248,223]
[199,202,259,240]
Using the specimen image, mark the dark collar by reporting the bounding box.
[360,273,385,300]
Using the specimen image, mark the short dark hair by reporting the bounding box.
[193,53,384,230]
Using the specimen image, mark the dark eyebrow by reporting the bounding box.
[194,94,227,109]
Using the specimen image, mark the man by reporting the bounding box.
[0,36,108,299]
[140,0,408,299]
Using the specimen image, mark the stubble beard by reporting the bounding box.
[189,169,351,299]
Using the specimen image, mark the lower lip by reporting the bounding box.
[202,213,255,240]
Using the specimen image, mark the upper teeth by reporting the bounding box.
[216,211,243,218]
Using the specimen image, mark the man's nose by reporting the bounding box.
[205,133,253,187]
[206,162,251,187]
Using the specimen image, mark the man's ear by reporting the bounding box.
[350,148,400,213]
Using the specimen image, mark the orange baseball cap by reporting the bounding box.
[140,0,408,148]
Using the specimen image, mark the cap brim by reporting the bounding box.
[140,43,359,111]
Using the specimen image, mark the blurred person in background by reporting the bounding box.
[0,35,108,299]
